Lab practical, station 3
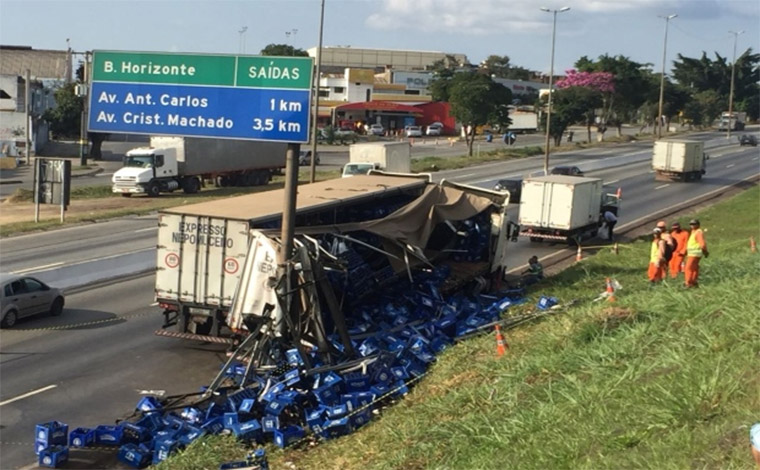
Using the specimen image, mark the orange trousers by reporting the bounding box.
[669,253,685,278]
[648,262,664,282]
[684,256,701,287]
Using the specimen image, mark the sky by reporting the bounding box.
[1,0,759,76]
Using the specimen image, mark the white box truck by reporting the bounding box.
[518,175,620,244]
[342,142,411,177]
[508,111,539,133]
[155,173,431,339]
[652,140,707,182]
[112,136,287,197]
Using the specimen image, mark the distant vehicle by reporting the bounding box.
[426,123,444,136]
[369,123,385,136]
[1,273,64,328]
[652,140,707,182]
[717,111,746,131]
[405,126,423,138]
[550,165,584,177]
[739,135,758,147]
[341,162,378,177]
[298,150,320,166]
[493,178,523,203]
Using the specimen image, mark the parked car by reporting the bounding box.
[550,165,584,177]
[493,178,523,203]
[739,135,758,147]
[369,123,385,136]
[298,150,320,166]
[405,125,423,138]
[426,123,444,136]
[1,273,64,328]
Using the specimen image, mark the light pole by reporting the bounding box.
[540,6,570,176]
[238,26,247,54]
[285,28,298,55]
[309,1,325,183]
[656,14,677,139]
[727,29,744,139]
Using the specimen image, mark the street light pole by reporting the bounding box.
[309,0,325,184]
[727,29,744,139]
[657,14,677,139]
[238,26,247,54]
[540,6,570,176]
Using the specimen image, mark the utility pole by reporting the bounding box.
[540,6,570,176]
[310,0,325,183]
[25,69,31,165]
[238,26,248,54]
[657,14,677,139]
[726,30,744,139]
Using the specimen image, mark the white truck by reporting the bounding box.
[652,140,708,182]
[717,111,747,131]
[342,142,411,177]
[112,136,287,197]
[508,111,539,133]
[518,175,620,244]
[154,173,433,338]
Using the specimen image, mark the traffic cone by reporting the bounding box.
[616,187,622,199]
[576,245,583,261]
[494,324,508,356]
[605,277,616,302]
[751,236,757,253]
[613,242,619,255]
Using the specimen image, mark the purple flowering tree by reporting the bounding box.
[556,70,616,140]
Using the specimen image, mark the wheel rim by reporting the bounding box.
[4,311,17,327]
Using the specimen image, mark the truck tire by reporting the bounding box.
[182,177,201,194]
[146,182,161,197]
[121,193,132,198]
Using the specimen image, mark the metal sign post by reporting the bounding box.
[33,158,71,223]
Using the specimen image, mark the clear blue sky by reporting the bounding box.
[1,0,758,76]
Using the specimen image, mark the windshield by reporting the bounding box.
[343,163,374,176]
[124,155,154,168]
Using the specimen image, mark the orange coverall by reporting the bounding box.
[669,228,690,278]
[648,237,665,283]
[684,228,707,287]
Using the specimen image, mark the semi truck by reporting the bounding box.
[652,140,708,182]
[717,111,746,131]
[112,136,287,197]
[518,175,620,244]
[154,172,518,341]
[342,142,411,177]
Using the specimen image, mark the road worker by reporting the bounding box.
[648,227,666,284]
[684,219,709,288]
[669,221,689,278]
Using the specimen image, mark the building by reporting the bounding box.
[307,46,468,71]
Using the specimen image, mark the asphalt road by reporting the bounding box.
[0,130,757,469]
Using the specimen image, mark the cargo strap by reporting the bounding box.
[153,329,234,344]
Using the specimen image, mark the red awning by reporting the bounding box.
[336,100,423,113]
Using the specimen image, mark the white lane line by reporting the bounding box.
[150,302,158,306]
[13,262,64,274]
[606,179,620,185]
[0,384,57,407]
[648,170,655,173]
[655,184,670,190]
[753,157,758,161]
[458,173,476,179]
[726,164,735,168]
[97,173,114,177]
[134,227,156,233]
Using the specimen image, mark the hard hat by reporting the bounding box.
[689,219,700,226]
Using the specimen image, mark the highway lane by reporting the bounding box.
[0,274,226,470]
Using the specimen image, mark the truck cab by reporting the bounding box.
[342,162,379,177]
[112,147,181,197]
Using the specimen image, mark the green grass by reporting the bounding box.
[156,185,760,470]
[411,146,543,172]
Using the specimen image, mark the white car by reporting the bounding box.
[1,273,65,328]
[405,125,422,137]
[426,123,443,136]
[369,123,385,136]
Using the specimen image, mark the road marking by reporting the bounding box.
[655,184,670,190]
[726,164,735,168]
[97,173,114,177]
[648,170,655,173]
[0,384,57,407]
[13,262,64,274]
[458,173,476,179]
[134,227,156,233]
[753,157,758,161]
[606,179,619,185]
[150,302,158,306]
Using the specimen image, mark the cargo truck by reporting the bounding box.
[342,142,411,177]
[717,111,746,131]
[155,173,433,338]
[518,175,620,244]
[112,136,287,197]
[652,140,708,182]
[507,111,539,133]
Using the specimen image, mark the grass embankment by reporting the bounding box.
[157,185,760,470]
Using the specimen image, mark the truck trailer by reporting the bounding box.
[518,175,620,244]
[652,140,708,182]
[507,111,539,133]
[112,136,287,197]
[342,142,412,177]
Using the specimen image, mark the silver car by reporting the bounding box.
[1,273,64,328]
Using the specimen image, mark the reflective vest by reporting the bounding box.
[687,229,703,257]
[650,239,661,263]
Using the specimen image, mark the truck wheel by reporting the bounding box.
[529,237,542,243]
[121,193,132,198]
[182,177,201,194]
[146,182,161,197]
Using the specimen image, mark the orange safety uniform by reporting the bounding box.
[648,237,665,282]
[685,228,707,287]
[669,228,690,278]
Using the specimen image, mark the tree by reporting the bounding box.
[260,44,310,57]
[427,55,461,102]
[556,70,614,140]
[43,83,82,138]
[479,55,535,80]
[546,86,602,145]
[447,72,512,156]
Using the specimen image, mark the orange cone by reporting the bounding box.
[494,325,508,356]
[616,187,622,199]
[576,245,583,261]
[605,277,616,302]
[751,236,757,253]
